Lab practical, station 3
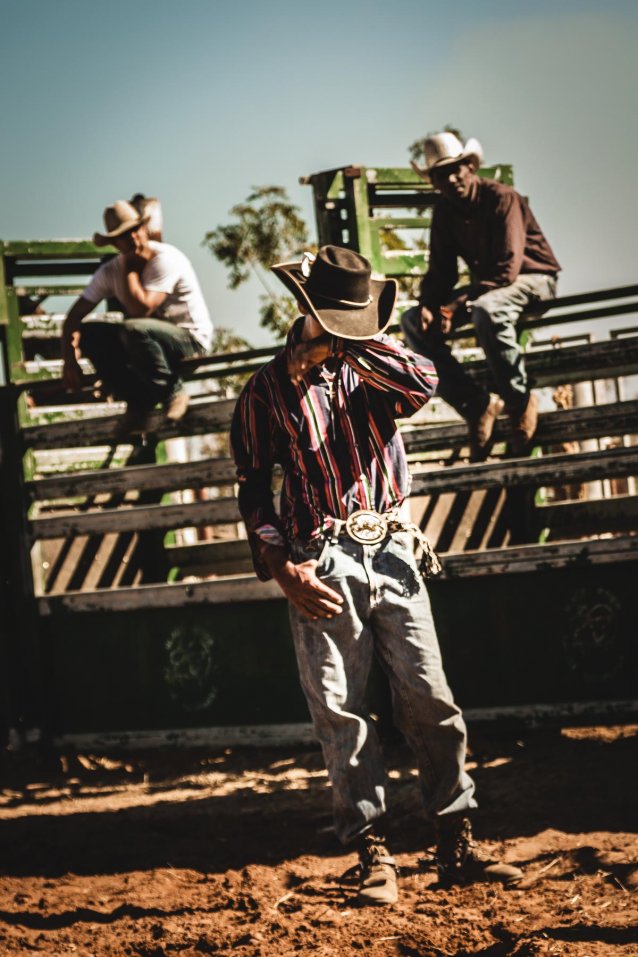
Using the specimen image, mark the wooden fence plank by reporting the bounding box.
[537,494,638,537]
[19,334,638,443]
[28,456,237,501]
[402,400,638,455]
[35,534,638,612]
[22,397,237,449]
[31,446,638,540]
[31,497,241,540]
[411,445,638,496]
[37,574,281,614]
[442,534,638,577]
[27,399,638,501]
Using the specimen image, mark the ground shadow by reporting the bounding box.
[0,727,635,879]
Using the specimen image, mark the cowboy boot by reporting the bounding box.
[435,815,523,887]
[355,830,398,906]
[508,392,538,455]
[466,394,505,461]
[165,389,190,422]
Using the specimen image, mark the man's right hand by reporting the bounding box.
[272,557,344,620]
[287,336,333,385]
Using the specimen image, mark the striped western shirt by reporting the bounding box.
[230,318,438,580]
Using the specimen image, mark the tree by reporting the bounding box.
[203,186,310,340]
[208,327,254,398]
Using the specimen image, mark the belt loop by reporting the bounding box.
[330,519,345,543]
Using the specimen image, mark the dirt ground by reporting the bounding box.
[0,724,636,957]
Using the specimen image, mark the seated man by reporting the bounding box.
[401,132,560,459]
[62,200,212,432]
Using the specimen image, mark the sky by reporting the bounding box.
[1,0,637,346]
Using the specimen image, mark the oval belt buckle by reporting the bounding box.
[345,509,387,545]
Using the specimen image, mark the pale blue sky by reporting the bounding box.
[1,0,636,344]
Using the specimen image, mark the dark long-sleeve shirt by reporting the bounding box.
[419,178,560,312]
[230,319,438,580]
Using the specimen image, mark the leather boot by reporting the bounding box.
[466,394,505,461]
[508,392,538,455]
[355,830,398,906]
[165,390,190,422]
[435,815,523,887]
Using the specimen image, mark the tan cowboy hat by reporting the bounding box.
[411,132,484,179]
[271,245,397,341]
[93,200,150,247]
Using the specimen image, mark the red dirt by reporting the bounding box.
[0,725,636,956]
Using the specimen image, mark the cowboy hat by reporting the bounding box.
[93,200,150,247]
[411,132,484,179]
[271,245,397,340]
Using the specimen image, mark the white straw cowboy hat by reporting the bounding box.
[272,245,397,341]
[93,200,150,247]
[411,132,484,179]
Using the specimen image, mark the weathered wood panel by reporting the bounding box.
[28,456,237,501]
[22,397,237,449]
[537,494,638,537]
[34,534,638,614]
[410,445,638,495]
[19,337,638,449]
[31,497,241,540]
[402,400,638,456]
[166,539,253,575]
[37,574,281,614]
[443,534,638,577]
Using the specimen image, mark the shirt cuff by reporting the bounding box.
[254,524,286,549]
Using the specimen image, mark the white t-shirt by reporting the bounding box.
[82,241,212,351]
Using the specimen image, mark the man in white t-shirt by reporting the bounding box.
[62,200,213,432]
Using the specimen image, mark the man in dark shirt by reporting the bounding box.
[231,245,523,905]
[402,132,560,460]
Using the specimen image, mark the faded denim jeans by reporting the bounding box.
[289,530,476,845]
[80,318,202,411]
[401,273,557,417]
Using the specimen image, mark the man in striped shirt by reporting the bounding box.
[231,246,522,905]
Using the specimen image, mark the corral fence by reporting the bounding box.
[1,169,637,749]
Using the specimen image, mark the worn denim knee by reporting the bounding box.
[288,532,476,844]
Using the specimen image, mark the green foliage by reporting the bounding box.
[203,186,310,340]
[258,295,301,340]
[211,326,251,354]
[209,326,255,396]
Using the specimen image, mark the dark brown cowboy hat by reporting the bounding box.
[93,200,151,247]
[271,245,397,340]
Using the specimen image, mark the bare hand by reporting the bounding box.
[420,306,436,332]
[440,293,470,334]
[288,338,332,385]
[274,558,344,620]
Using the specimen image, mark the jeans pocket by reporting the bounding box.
[292,535,331,569]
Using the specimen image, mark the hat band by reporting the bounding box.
[307,290,373,309]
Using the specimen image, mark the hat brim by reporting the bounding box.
[271,261,397,340]
[412,137,484,180]
[92,213,150,248]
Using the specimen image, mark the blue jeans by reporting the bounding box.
[401,273,557,417]
[289,530,476,845]
[79,318,202,411]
